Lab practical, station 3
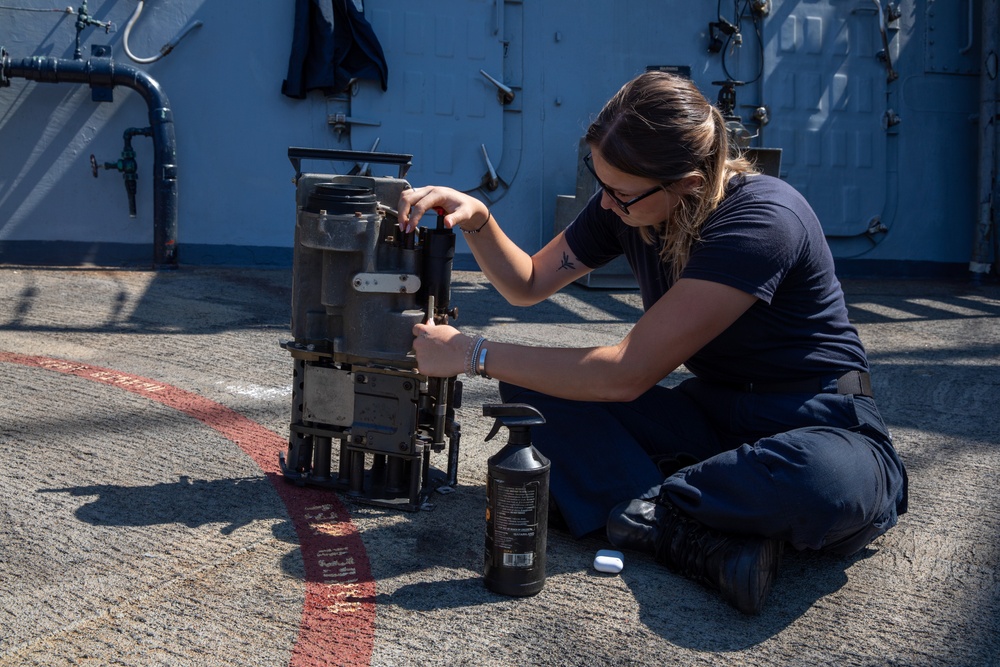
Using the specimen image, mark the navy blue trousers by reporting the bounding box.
[499,377,908,555]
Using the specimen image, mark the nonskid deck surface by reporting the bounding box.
[1,266,998,667]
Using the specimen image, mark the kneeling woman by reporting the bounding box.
[398,70,908,615]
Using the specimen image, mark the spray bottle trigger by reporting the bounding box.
[485,418,503,442]
[482,403,546,441]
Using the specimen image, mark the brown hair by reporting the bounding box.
[585,70,756,279]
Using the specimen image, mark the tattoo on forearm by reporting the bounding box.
[558,252,576,271]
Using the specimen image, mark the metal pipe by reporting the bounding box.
[0,52,179,268]
[971,0,999,278]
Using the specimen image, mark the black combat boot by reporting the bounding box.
[607,498,782,615]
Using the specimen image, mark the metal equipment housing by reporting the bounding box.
[279,148,461,511]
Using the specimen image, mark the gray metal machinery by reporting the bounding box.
[280,148,461,511]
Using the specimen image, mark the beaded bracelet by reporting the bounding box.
[461,207,492,234]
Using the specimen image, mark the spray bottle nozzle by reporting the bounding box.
[483,403,545,441]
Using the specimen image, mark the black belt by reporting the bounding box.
[733,371,874,397]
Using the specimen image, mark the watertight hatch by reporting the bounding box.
[350,1,508,192]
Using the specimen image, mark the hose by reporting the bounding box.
[123,0,202,64]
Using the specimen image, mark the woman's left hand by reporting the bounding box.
[412,317,470,378]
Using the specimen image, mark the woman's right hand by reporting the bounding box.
[411,316,470,378]
[397,186,491,234]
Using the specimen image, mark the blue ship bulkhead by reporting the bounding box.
[0,1,994,280]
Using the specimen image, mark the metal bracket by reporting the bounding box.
[287,147,413,180]
[90,44,113,102]
[326,112,381,140]
[352,272,422,294]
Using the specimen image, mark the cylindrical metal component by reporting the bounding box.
[349,450,366,496]
[305,183,378,216]
[338,439,352,480]
[420,224,456,318]
[409,455,424,506]
[371,454,387,489]
[386,456,407,494]
[312,437,332,481]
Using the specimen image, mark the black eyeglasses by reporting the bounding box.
[583,153,672,215]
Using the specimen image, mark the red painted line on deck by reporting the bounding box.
[0,352,374,667]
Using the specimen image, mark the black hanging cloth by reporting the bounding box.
[282,0,389,99]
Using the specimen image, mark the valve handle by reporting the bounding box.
[479,69,515,105]
[433,207,446,230]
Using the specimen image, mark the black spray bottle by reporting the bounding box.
[482,403,550,596]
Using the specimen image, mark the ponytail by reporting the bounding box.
[587,71,757,281]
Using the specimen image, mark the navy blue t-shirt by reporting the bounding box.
[564,174,868,385]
